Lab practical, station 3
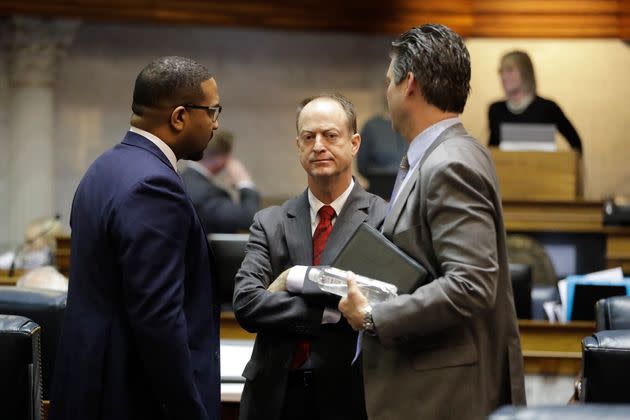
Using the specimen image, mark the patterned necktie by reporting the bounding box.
[386,155,410,214]
[290,205,336,369]
[312,205,336,265]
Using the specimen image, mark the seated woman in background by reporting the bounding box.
[488,50,582,153]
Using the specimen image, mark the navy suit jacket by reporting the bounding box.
[50,131,220,420]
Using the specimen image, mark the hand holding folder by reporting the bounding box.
[332,223,429,295]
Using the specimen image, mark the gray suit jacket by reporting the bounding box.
[362,124,526,420]
[233,183,386,420]
[181,167,260,234]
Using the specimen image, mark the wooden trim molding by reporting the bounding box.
[0,0,628,38]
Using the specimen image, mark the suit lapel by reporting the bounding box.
[382,123,468,237]
[284,191,314,265]
[320,183,370,265]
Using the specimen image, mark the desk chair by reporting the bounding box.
[595,295,630,331]
[0,314,43,420]
[0,286,66,399]
[581,329,630,403]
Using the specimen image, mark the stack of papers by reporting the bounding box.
[546,268,625,322]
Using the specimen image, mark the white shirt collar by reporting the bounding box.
[307,179,355,234]
[129,126,178,171]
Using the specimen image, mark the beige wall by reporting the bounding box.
[462,39,630,200]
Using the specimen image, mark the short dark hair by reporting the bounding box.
[296,93,357,135]
[390,24,471,113]
[204,130,234,157]
[132,56,212,116]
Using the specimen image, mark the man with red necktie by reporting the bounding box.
[233,93,387,420]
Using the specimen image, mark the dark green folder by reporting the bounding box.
[332,223,429,294]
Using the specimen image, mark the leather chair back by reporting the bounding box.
[0,314,43,420]
[581,329,630,403]
[595,295,630,331]
[0,286,66,399]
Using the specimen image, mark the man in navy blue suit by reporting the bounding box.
[50,56,221,420]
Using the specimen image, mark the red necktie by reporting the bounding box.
[290,205,336,369]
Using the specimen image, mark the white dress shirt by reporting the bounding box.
[286,179,355,324]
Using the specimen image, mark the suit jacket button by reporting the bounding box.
[214,350,220,360]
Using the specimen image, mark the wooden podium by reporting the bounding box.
[490,149,581,201]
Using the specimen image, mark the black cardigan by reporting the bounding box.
[488,95,582,153]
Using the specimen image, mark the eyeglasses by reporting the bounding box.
[183,104,222,122]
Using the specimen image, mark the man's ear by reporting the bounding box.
[404,72,417,98]
[350,133,361,156]
[170,106,186,132]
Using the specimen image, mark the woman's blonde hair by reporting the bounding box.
[501,50,537,95]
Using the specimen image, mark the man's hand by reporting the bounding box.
[338,272,370,331]
[225,158,253,187]
[267,268,290,292]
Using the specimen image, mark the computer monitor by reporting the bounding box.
[208,233,249,310]
[566,277,630,321]
[509,263,532,319]
[499,123,557,152]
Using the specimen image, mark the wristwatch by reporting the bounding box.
[362,305,376,335]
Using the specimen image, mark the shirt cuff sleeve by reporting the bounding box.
[286,265,309,294]
[236,180,256,190]
[322,307,342,324]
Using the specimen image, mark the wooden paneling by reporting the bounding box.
[473,0,619,38]
[502,199,630,275]
[491,150,580,202]
[0,0,628,38]
[606,232,630,273]
[502,200,603,233]
[621,0,630,38]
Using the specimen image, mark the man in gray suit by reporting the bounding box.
[233,94,386,420]
[339,24,526,419]
[181,130,260,233]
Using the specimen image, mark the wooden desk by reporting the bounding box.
[53,235,71,278]
[0,269,23,285]
[502,199,630,274]
[219,312,594,376]
[519,320,595,375]
[221,312,254,340]
[491,150,580,201]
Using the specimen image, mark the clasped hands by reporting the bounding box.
[267,267,370,331]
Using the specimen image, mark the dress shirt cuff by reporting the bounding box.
[236,180,256,190]
[322,307,342,324]
[286,265,308,294]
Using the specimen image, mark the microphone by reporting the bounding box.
[8,214,61,277]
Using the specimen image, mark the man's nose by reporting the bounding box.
[313,134,326,151]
